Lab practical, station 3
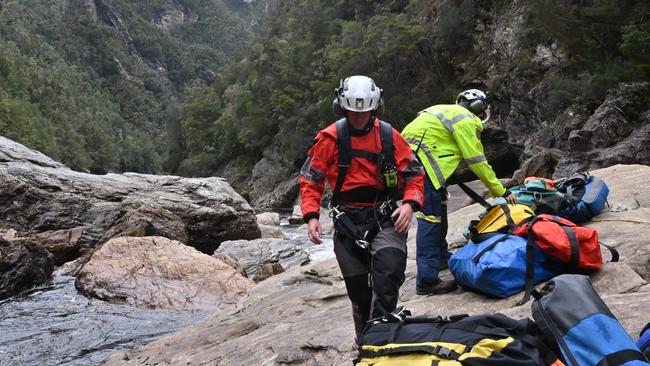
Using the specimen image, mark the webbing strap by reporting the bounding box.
[416,212,442,223]
[548,216,581,268]
[359,344,462,360]
[561,225,580,268]
[333,119,351,205]
[502,204,515,228]
[594,349,649,366]
[599,241,620,262]
[351,149,381,162]
[518,219,539,305]
[472,234,510,263]
[449,176,491,209]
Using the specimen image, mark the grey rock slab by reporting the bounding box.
[215,238,310,279]
[0,137,260,258]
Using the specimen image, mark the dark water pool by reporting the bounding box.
[0,275,205,366]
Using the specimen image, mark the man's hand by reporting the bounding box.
[307,218,323,244]
[503,190,517,205]
[391,202,414,233]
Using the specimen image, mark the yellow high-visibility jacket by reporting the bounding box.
[401,104,506,198]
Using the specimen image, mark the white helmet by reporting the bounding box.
[335,75,382,113]
[456,89,488,115]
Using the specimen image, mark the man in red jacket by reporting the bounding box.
[300,75,425,339]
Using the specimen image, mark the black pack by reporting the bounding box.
[356,310,561,366]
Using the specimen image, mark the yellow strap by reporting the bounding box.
[416,212,441,223]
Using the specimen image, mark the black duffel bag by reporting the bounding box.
[355,309,561,366]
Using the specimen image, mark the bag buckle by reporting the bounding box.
[433,345,453,359]
[355,239,370,249]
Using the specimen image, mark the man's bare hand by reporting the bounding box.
[307,218,323,244]
[391,203,414,233]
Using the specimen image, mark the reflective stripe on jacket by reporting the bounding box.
[401,104,506,198]
[300,118,425,221]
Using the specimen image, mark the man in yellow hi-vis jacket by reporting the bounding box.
[401,89,516,295]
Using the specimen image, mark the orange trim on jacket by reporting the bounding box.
[300,118,424,221]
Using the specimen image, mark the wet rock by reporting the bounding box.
[249,156,295,207]
[76,236,254,311]
[0,136,259,259]
[0,236,54,300]
[27,227,83,266]
[214,238,310,279]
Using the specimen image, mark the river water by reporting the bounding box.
[0,223,333,366]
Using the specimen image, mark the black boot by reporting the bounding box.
[416,279,458,295]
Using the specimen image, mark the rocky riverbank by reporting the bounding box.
[101,164,650,365]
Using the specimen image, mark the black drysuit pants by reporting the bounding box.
[333,215,407,339]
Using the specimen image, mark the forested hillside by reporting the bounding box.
[1,0,648,204]
[0,0,270,173]
[180,0,649,201]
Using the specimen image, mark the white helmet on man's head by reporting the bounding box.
[334,75,383,113]
[456,89,488,115]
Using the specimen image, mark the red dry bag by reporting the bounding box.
[513,214,602,270]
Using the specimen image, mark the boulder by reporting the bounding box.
[0,236,54,300]
[214,238,310,279]
[259,224,285,239]
[256,212,280,226]
[99,204,187,244]
[248,157,294,208]
[75,236,254,311]
[0,136,260,259]
[512,149,562,183]
[252,175,300,210]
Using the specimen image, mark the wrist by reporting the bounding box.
[303,212,319,224]
[403,200,420,211]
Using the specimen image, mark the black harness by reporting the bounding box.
[329,118,398,248]
[331,118,397,206]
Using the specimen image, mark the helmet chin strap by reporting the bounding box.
[481,106,491,126]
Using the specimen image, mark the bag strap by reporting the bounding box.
[379,120,398,201]
[598,241,620,262]
[449,175,491,208]
[548,215,581,268]
[472,234,511,263]
[518,216,543,305]
[594,350,650,366]
[333,118,351,206]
